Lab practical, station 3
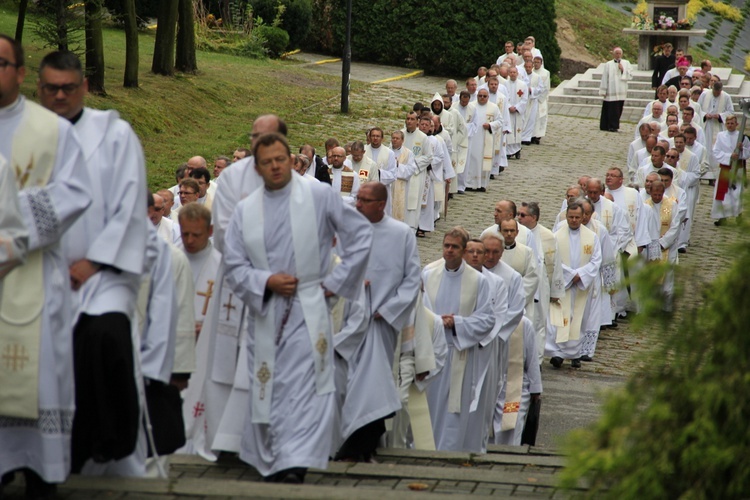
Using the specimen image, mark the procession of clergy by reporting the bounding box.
[2,32,749,497]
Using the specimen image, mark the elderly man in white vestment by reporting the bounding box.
[180,115,286,461]
[389,131,419,224]
[416,115,445,233]
[521,61,543,146]
[480,200,537,255]
[645,181,681,310]
[498,220,539,317]
[150,194,181,245]
[0,37,91,497]
[698,82,735,177]
[711,114,749,225]
[546,202,602,369]
[531,56,550,144]
[423,228,495,453]
[222,133,372,483]
[465,88,503,192]
[334,183,421,462]
[599,47,633,132]
[504,67,528,159]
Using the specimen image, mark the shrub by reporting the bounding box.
[303,0,562,78]
[249,0,311,49]
[559,233,750,498]
[256,25,290,57]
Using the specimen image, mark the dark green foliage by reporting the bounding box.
[559,233,750,498]
[249,0,311,49]
[257,25,289,57]
[304,0,561,77]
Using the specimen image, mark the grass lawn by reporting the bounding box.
[0,3,419,190]
[555,0,639,60]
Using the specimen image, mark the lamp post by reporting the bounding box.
[340,0,352,113]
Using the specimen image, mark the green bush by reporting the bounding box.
[249,0,311,49]
[195,30,267,59]
[303,0,561,77]
[256,25,290,57]
[559,232,750,498]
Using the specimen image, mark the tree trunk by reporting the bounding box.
[85,0,106,95]
[123,0,139,87]
[15,0,29,42]
[151,0,179,76]
[175,0,197,73]
[56,0,68,51]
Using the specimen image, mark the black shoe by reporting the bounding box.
[515,152,521,159]
[448,193,454,199]
[678,247,687,254]
[580,355,593,362]
[714,218,725,226]
[489,174,495,180]
[465,187,475,192]
[522,141,532,146]
[478,187,486,192]
[507,155,513,159]
[610,319,618,328]
[571,358,582,368]
[457,190,465,194]
[498,166,505,173]
[608,128,618,133]
[550,356,563,368]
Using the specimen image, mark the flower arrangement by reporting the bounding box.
[631,0,654,30]
[655,14,675,29]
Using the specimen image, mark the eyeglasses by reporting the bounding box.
[179,191,197,196]
[39,82,82,96]
[0,58,19,70]
[665,155,678,159]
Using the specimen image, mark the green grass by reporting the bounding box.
[555,0,639,61]
[0,3,417,190]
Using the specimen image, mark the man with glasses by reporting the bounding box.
[36,49,152,476]
[175,178,200,213]
[334,182,420,462]
[0,36,91,497]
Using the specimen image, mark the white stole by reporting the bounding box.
[241,176,333,423]
[425,265,478,413]
[0,102,58,419]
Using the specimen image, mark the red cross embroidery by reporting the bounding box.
[193,402,205,418]
[517,89,524,97]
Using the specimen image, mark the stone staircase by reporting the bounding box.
[549,64,750,124]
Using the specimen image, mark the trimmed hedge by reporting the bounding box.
[304,0,561,77]
[257,25,290,57]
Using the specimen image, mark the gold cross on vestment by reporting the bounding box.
[197,280,215,316]
[257,362,271,400]
[2,343,30,371]
[223,293,236,321]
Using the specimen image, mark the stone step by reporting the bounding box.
[547,102,645,124]
[576,78,743,93]
[550,94,659,108]
[586,64,734,83]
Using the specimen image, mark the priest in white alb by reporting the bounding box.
[504,67,528,159]
[423,228,495,453]
[0,153,27,278]
[389,131,419,225]
[402,111,433,234]
[465,88,503,191]
[222,133,372,483]
[546,201,602,369]
[711,114,749,225]
[0,36,91,496]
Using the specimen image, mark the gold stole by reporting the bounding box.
[392,149,411,222]
[425,264,478,413]
[501,320,525,431]
[0,102,59,419]
[555,226,595,343]
[538,228,557,284]
[646,197,674,261]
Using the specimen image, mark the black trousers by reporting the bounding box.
[71,313,139,473]
[335,418,387,461]
[599,100,625,131]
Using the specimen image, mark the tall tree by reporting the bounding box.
[85,0,106,94]
[56,0,68,51]
[123,0,139,87]
[151,0,179,76]
[175,0,197,73]
[15,0,29,42]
